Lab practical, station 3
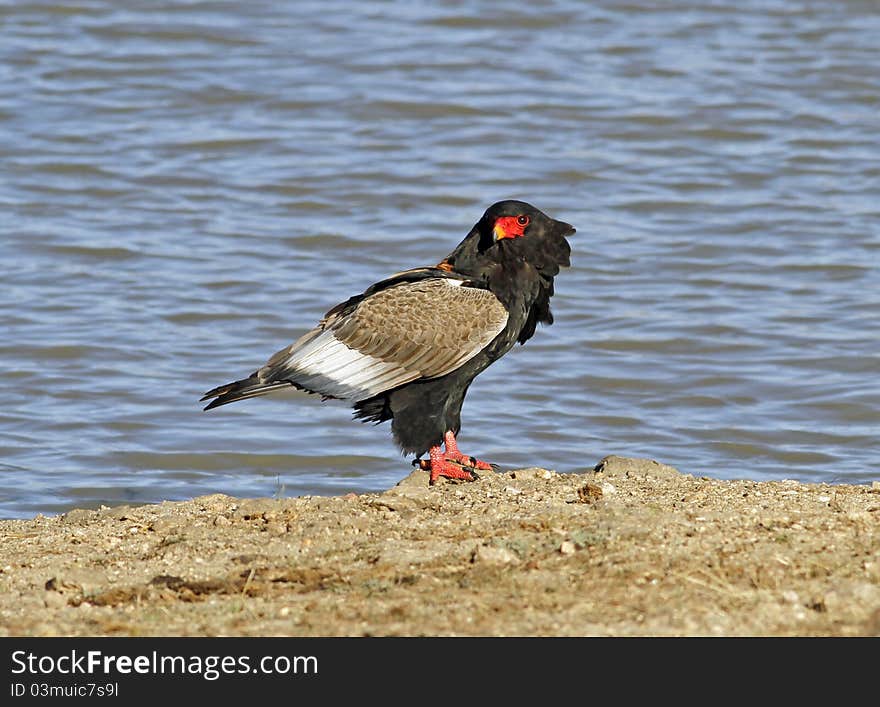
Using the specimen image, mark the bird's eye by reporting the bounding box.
[517,215,530,226]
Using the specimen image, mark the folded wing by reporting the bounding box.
[201,277,508,409]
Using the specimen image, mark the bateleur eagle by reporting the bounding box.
[201,200,575,484]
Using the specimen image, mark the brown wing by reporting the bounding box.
[257,278,508,402]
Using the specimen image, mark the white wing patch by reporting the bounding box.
[281,329,415,401]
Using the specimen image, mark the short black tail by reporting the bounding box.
[200,376,293,410]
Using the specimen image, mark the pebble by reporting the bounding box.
[97,505,134,521]
[149,517,179,534]
[472,545,517,565]
[559,540,576,555]
[193,494,237,513]
[234,498,282,520]
[509,467,554,481]
[577,483,603,503]
[782,590,800,604]
[60,509,95,525]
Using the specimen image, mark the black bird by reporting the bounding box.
[201,200,575,484]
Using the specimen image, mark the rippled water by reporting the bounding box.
[2,1,878,519]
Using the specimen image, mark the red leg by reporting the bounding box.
[442,431,493,471]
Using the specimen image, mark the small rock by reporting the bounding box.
[559,540,576,555]
[593,455,685,480]
[817,495,831,503]
[577,482,603,503]
[44,577,84,607]
[782,590,800,605]
[504,486,522,496]
[394,469,430,488]
[234,498,282,520]
[45,577,82,593]
[45,569,106,598]
[510,467,554,481]
[60,509,95,525]
[149,517,179,534]
[385,470,432,500]
[213,515,231,527]
[472,545,517,565]
[98,506,133,520]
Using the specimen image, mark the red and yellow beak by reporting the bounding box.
[492,216,529,242]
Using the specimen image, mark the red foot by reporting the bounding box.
[418,431,493,485]
[442,431,493,472]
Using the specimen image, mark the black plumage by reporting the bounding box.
[201,200,575,483]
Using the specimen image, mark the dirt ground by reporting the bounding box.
[1,455,878,637]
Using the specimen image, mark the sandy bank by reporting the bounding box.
[1,456,878,636]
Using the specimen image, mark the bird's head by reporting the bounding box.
[477,200,575,271]
[439,200,575,278]
[481,200,574,246]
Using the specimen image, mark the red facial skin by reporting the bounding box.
[493,214,530,240]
